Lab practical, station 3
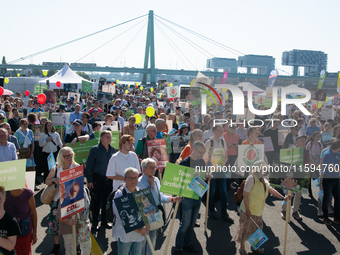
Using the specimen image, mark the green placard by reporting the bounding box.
[67,139,99,164]
[160,163,204,199]
[94,131,119,149]
[82,80,93,93]
[279,147,304,166]
[126,110,134,118]
[0,159,26,191]
[34,84,48,94]
[165,135,172,154]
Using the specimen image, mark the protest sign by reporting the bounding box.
[126,110,135,118]
[34,84,48,94]
[134,130,146,148]
[52,113,71,126]
[0,159,26,191]
[171,135,189,154]
[147,139,169,169]
[165,135,172,154]
[67,140,98,164]
[101,85,115,94]
[97,91,112,103]
[257,137,274,152]
[189,176,209,197]
[67,92,81,103]
[321,108,334,121]
[254,96,265,105]
[278,130,289,146]
[160,163,204,199]
[322,132,333,143]
[59,165,85,220]
[102,121,119,132]
[168,86,180,98]
[43,90,57,111]
[237,145,264,167]
[248,227,269,251]
[33,124,44,141]
[47,152,56,171]
[81,80,93,93]
[25,171,36,192]
[280,147,304,166]
[94,130,119,148]
[333,94,340,109]
[166,120,173,130]
[311,88,327,101]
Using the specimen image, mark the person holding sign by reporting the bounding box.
[64,119,90,146]
[45,147,79,255]
[234,160,290,255]
[138,158,181,255]
[135,124,157,160]
[0,186,21,255]
[112,168,150,255]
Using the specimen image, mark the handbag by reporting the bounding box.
[47,133,61,153]
[40,168,58,204]
[8,192,30,236]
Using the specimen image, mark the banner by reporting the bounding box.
[279,147,304,166]
[34,84,48,94]
[147,139,169,169]
[160,163,205,199]
[168,86,180,98]
[171,135,189,154]
[317,70,326,89]
[0,159,26,191]
[337,72,340,94]
[81,80,93,93]
[222,71,228,84]
[60,165,85,220]
[267,69,278,87]
[237,145,265,167]
[94,130,119,149]
[67,139,98,164]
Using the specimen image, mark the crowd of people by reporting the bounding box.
[0,84,340,255]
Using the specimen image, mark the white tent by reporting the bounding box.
[39,64,93,90]
[236,82,265,94]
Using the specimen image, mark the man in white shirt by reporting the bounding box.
[106,135,141,191]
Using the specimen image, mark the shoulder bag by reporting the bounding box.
[40,167,58,204]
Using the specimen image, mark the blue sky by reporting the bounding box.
[1,0,339,75]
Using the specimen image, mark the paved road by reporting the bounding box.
[32,178,340,255]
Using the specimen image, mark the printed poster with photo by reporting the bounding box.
[59,165,85,220]
[101,121,119,132]
[33,124,44,141]
[67,92,81,103]
[171,135,189,154]
[43,89,57,111]
[147,139,169,169]
[311,88,327,101]
[52,113,71,126]
[180,87,200,102]
[237,144,265,167]
[333,94,340,109]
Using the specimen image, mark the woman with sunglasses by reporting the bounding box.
[242,127,262,145]
[45,147,79,255]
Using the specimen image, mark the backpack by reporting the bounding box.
[234,175,254,203]
[209,138,225,148]
[106,185,127,224]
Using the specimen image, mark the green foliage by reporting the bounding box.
[32,69,42,76]
[76,71,91,81]
[47,70,57,77]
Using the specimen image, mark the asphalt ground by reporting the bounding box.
[32,177,340,255]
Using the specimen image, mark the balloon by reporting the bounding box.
[4,78,9,84]
[170,98,174,101]
[313,104,317,109]
[56,81,61,88]
[25,90,29,96]
[111,82,114,85]
[140,86,143,90]
[135,114,142,124]
[125,90,129,94]
[116,80,119,84]
[128,84,130,88]
[43,71,48,76]
[326,96,329,103]
[221,88,228,93]
[17,73,20,77]
[318,102,323,108]
[135,85,138,88]
[136,82,139,86]
[170,83,173,87]
[37,94,46,104]
[207,97,213,106]
[146,107,155,117]
[226,94,229,100]
[150,88,154,92]
[0,87,3,96]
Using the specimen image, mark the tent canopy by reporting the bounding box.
[39,64,92,90]
[236,82,265,94]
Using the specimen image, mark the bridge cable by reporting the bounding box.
[155,17,214,58]
[8,14,148,64]
[74,17,147,64]
[154,14,245,56]
[155,22,194,70]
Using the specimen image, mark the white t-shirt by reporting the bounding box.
[106,151,141,191]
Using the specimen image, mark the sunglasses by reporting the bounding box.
[63,154,72,159]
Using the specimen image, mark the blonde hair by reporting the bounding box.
[56,147,77,170]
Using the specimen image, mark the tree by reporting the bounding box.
[47,70,57,77]
[32,69,42,76]
[76,71,91,81]
[1,56,6,75]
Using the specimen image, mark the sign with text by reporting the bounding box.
[238,145,265,167]
[52,113,71,126]
[67,139,98,164]
[60,165,85,220]
[279,147,304,166]
[34,84,48,94]
[81,80,93,93]
[0,159,26,191]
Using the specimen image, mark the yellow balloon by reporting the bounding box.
[135,114,142,124]
[221,88,228,93]
[4,78,9,84]
[128,84,130,88]
[190,79,196,87]
[207,97,213,106]
[43,70,48,76]
[136,82,139,86]
[116,80,119,84]
[146,107,155,117]
[17,73,20,77]
[226,94,229,100]
[150,88,154,92]
[318,102,323,108]
[140,86,143,90]
[326,96,329,103]
[170,83,173,87]
[125,90,129,94]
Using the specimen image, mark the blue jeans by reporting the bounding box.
[175,197,201,250]
[146,229,157,255]
[209,178,228,215]
[322,178,340,219]
[117,238,146,255]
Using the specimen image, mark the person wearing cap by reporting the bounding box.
[64,119,90,146]
[88,100,103,115]
[85,130,116,232]
[136,124,157,160]
[29,101,44,113]
[69,104,82,125]
[118,93,127,106]
[234,160,291,255]
[65,99,74,112]
[136,96,142,107]
[88,109,103,125]
[120,106,127,120]
[106,135,141,191]
[83,101,93,112]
